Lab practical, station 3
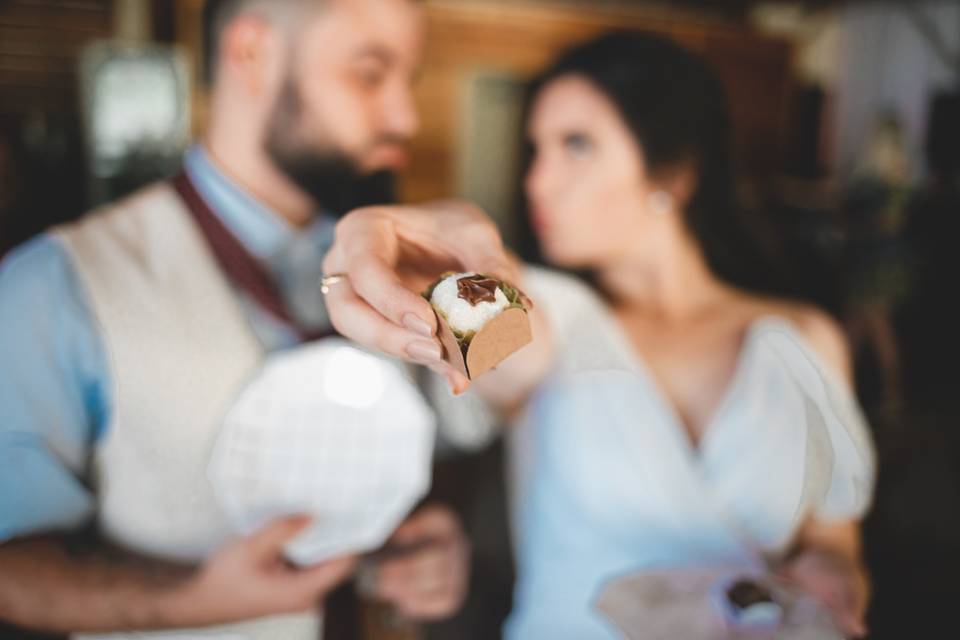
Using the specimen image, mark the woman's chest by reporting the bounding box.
[615,317,748,444]
[527,366,813,557]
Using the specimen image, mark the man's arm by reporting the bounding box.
[0,531,192,632]
[0,237,192,632]
[0,518,356,634]
[368,504,470,621]
[0,236,108,541]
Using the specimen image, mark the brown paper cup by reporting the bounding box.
[435,307,532,380]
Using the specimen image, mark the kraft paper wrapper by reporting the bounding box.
[595,568,842,640]
[435,307,532,380]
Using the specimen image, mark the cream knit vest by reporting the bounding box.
[55,183,321,639]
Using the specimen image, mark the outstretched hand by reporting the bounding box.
[322,201,519,394]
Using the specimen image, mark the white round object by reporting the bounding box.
[208,339,436,565]
[430,272,509,334]
[738,601,783,627]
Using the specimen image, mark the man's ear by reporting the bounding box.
[218,14,275,96]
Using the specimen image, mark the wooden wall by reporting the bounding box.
[0,0,113,117]
[174,0,207,133]
[0,0,114,253]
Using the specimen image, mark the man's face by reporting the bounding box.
[263,0,423,212]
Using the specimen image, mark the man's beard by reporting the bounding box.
[264,76,399,217]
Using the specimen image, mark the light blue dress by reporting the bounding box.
[504,269,875,639]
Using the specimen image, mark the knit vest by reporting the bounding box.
[55,183,321,639]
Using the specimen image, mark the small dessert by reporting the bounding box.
[424,272,532,380]
[723,578,783,630]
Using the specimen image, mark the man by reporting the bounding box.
[0,0,513,636]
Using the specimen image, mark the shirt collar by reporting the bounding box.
[183,145,332,262]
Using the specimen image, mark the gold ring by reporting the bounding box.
[319,273,348,295]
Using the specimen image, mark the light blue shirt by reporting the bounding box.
[0,146,336,542]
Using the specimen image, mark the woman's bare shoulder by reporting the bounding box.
[736,292,853,384]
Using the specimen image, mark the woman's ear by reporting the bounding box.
[653,161,698,213]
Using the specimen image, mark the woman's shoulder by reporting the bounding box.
[735,295,875,521]
[521,265,635,371]
[735,292,853,385]
[522,264,599,300]
[521,265,611,322]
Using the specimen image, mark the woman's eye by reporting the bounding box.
[563,133,592,155]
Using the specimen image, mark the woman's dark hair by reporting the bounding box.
[517,31,775,293]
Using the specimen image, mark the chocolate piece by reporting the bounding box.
[727,580,774,611]
[457,275,500,305]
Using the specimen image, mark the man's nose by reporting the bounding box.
[382,88,420,140]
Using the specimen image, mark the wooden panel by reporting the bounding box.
[174,0,207,133]
[0,0,113,115]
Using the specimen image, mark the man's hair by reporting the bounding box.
[202,0,421,86]
[201,0,313,86]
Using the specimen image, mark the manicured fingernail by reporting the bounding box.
[449,375,469,396]
[403,313,435,337]
[407,341,442,363]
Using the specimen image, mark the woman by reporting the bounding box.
[493,32,875,639]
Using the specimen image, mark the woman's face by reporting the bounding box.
[525,74,658,269]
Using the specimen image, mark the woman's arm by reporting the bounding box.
[787,308,870,637]
[781,517,869,638]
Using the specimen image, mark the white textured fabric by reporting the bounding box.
[57,185,318,640]
[208,339,436,565]
[505,267,876,639]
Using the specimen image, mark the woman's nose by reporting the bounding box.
[526,156,552,202]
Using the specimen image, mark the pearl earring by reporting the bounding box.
[648,190,674,216]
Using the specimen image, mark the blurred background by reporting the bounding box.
[1,0,958,638]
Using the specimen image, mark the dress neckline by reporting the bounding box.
[611,315,795,459]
